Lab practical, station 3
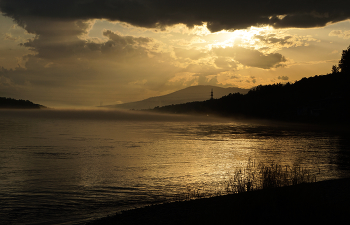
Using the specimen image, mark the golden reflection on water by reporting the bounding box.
[1,112,348,225]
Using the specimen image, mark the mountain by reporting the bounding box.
[104,85,250,110]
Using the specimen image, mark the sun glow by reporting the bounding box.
[207,26,276,50]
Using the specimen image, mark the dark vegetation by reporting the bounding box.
[87,179,350,225]
[173,161,316,201]
[225,161,316,194]
[88,179,350,225]
[87,163,350,225]
[153,45,350,125]
[0,97,45,109]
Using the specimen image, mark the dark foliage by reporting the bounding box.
[0,97,45,109]
[339,45,350,74]
[331,65,340,74]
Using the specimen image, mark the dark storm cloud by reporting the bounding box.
[1,0,349,32]
[17,18,153,60]
[17,19,91,59]
[100,30,152,58]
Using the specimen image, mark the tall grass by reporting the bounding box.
[175,160,317,201]
[225,160,317,194]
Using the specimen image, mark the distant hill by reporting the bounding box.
[104,85,250,110]
[0,97,46,109]
[153,73,350,124]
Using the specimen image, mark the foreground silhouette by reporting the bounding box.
[87,178,350,225]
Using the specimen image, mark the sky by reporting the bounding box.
[0,0,350,108]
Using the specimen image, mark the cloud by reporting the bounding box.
[0,26,182,106]
[213,46,286,69]
[103,30,151,46]
[174,47,207,60]
[214,57,238,69]
[17,19,92,59]
[255,34,293,45]
[0,13,235,107]
[278,76,289,81]
[2,23,34,43]
[15,18,154,60]
[1,1,345,107]
[252,32,320,53]
[198,74,218,86]
[100,30,153,59]
[329,30,350,39]
[4,33,17,41]
[331,50,339,54]
[1,1,350,32]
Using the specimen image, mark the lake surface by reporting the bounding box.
[1,109,349,225]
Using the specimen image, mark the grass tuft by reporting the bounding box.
[174,160,317,202]
[225,160,316,194]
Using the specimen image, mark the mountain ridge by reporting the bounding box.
[103,85,250,110]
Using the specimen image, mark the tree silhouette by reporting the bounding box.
[0,97,44,109]
[339,45,350,74]
[331,65,340,74]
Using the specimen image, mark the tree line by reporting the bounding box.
[0,97,45,109]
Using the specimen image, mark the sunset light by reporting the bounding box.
[1,2,350,107]
[1,1,350,224]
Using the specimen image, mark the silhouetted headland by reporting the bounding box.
[0,97,46,109]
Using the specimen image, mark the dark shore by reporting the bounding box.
[87,178,350,225]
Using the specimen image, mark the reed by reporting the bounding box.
[225,160,316,194]
[175,160,317,201]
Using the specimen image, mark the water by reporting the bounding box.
[1,109,349,224]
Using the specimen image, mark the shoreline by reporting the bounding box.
[86,177,350,225]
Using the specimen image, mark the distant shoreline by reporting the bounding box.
[0,97,46,109]
[87,177,350,225]
[1,107,349,133]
